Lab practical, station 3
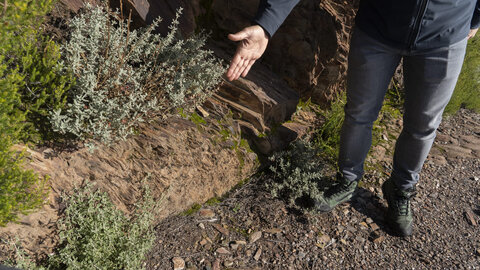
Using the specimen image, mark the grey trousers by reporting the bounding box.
[339,28,468,189]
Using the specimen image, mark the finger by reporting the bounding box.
[234,58,250,80]
[241,60,255,77]
[236,60,251,79]
[231,58,246,80]
[227,53,243,79]
[228,30,249,42]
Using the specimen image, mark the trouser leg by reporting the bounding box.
[391,38,468,189]
[339,29,401,182]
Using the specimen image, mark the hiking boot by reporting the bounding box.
[382,178,416,237]
[315,173,358,212]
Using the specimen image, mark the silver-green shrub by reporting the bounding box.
[51,4,224,144]
[268,140,324,208]
[47,184,156,270]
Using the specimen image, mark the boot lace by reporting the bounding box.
[395,190,416,216]
[325,181,354,198]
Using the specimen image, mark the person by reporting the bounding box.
[226,0,480,237]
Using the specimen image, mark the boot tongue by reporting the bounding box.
[395,187,416,216]
[396,187,416,198]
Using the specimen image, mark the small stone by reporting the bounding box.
[473,176,479,181]
[212,223,229,236]
[198,223,205,230]
[249,231,262,244]
[298,251,306,259]
[366,218,373,224]
[373,235,385,244]
[465,209,477,226]
[216,247,230,255]
[369,223,380,231]
[316,234,331,249]
[254,247,262,261]
[360,222,368,228]
[230,243,239,250]
[346,226,356,233]
[212,259,221,270]
[223,260,234,267]
[340,239,347,245]
[234,240,247,245]
[200,239,208,246]
[199,209,215,218]
[265,228,282,234]
[172,257,185,270]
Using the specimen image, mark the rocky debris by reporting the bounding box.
[215,247,230,255]
[249,231,262,244]
[211,224,229,236]
[172,257,185,270]
[146,109,480,269]
[253,247,262,261]
[465,209,477,226]
[198,209,215,218]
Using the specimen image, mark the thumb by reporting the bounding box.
[228,29,249,41]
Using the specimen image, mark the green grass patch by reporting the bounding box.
[181,203,202,216]
[313,85,404,169]
[445,37,480,114]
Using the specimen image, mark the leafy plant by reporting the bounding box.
[18,36,73,142]
[268,140,324,208]
[0,0,61,226]
[47,184,156,270]
[51,4,224,144]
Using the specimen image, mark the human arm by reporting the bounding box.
[226,0,300,81]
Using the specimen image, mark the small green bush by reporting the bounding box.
[0,0,62,226]
[18,36,73,142]
[47,184,156,270]
[5,184,157,270]
[51,4,224,144]
[0,90,45,226]
[268,140,324,208]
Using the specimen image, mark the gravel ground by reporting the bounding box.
[146,109,480,270]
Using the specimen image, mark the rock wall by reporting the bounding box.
[210,0,358,103]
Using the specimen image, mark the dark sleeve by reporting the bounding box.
[253,0,300,37]
[471,0,480,29]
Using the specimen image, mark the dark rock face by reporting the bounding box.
[210,0,358,103]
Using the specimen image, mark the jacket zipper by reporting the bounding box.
[407,0,429,50]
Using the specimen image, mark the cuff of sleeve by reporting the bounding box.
[471,14,480,29]
[253,11,281,38]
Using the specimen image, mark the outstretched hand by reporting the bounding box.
[468,28,478,40]
[226,25,269,81]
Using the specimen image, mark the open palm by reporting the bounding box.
[226,25,269,81]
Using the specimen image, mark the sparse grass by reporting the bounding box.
[313,85,404,170]
[445,37,480,114]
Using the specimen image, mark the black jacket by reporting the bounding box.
[253,0,480,50]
